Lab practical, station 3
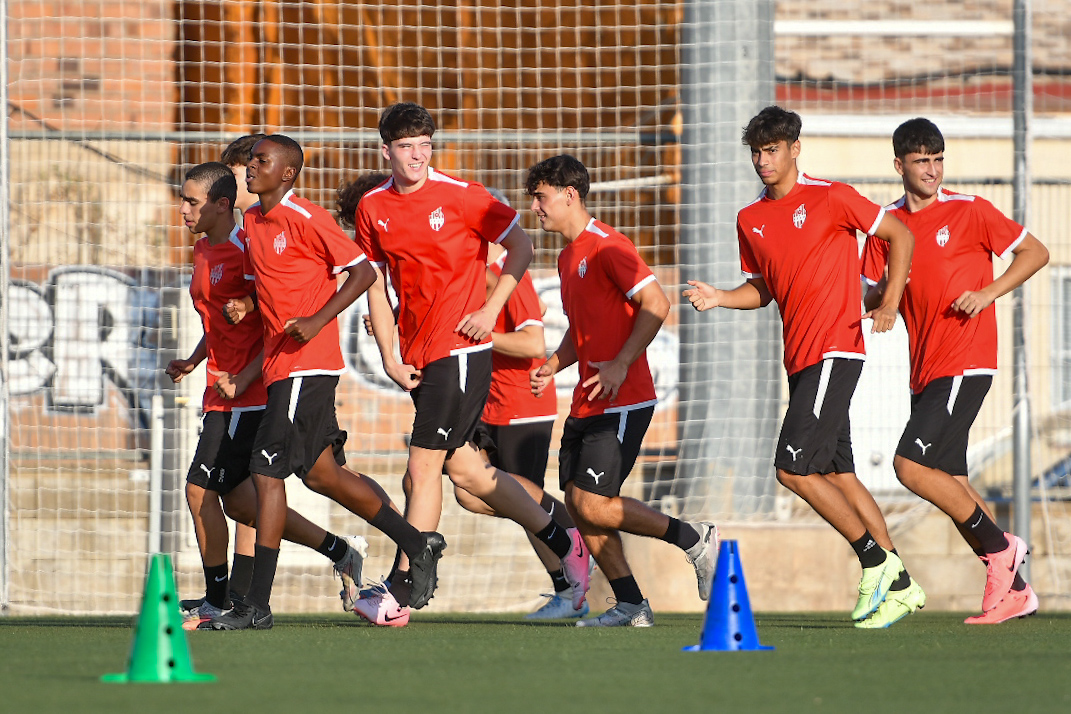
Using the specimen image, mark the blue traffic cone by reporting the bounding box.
[684,540,773,652]
[102,553,216,683]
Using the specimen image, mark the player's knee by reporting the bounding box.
[893,455,922,490]
[453,485,494,516]
[222,497,255,526]
[185,482,205,509]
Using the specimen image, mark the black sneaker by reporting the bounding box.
[209,599,274,630]
[408,532,447,609]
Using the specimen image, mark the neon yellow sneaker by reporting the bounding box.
[851,550,903,621]
[855,577,926,629]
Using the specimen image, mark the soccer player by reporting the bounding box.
[861,118,1048,624]
[684,106,919,628]
[355,103,591,626]
[170,162,367,628]
[527,154,719,628]
[221,133,268,218]
[208,135,445,630]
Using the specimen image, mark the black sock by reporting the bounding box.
[229,553,255,599]
[549,569,570,593]
[316,532,347,564]
[1011,573,1027,592]
[887,548,911,591]
[369,503,425,558]
[386,547,402,586]
[850,530,887,569]
[388,570,412,607]
[608,576,644,606]
[959,505,1009,554]
[244,544,279,611]
[660,518,701,551]
[204,563,229,608]
[533,520,571,559]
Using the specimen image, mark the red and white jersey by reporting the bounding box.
[737,175,885,375]
[558,218,658,419]
[190,227,267,411]
[862,187,1026,393]
[354,168,520,370]
[242,190,367,387]
[483,258,557,426]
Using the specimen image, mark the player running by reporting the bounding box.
[528,154,719,628]
[684,106,920,627]
[355,103,590,626]
[207,136,444,630]
[862,117,1048,624]
[170,162,367,629]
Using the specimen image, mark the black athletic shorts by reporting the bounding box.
[475,419,555,488]
[774,358,861,476]
[896,375,992,476]
[559,405,654,497]
[186,408,264,495]
[249,375,347,480]
[409,349,492,452]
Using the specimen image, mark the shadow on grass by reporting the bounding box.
[0,616,133,628]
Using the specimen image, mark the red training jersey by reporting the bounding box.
[558,218,658,419]
[354,168,520,370]
[190,226,268,411]
[483,258,557,426]
[242,190,367,387]
[737,175,885,375]
[861,187,1026,393]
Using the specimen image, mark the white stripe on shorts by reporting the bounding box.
[227,412,241,440]
[813,359,833,419]
[458,353,468,393]
[617,412,627,443]
[288,377,303,423]
[946,375,963,415]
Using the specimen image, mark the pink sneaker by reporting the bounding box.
[560,528,591,611]
[982,533,1029,612]
[353,585,410,627]
[966,584,1038,624]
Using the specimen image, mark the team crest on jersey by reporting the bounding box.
[274,232,287,254]
[578,257,588,278]
[429,206,445,231]
[936,225,950,247]
[209,263,224,285]
[792,204,807,229]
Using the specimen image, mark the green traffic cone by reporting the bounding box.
[102,553,216,683]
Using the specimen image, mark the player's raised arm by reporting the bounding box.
[684,277,772,311]
[951,232,1049,318]
[584,280,669,402]
[863,213,914,333]
[457,224,534,341]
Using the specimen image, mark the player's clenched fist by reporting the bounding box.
[223,296,252,324]
[682,280,720,311]
[165,359,196,383]
[530,362,555,398]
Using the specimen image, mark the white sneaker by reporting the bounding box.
[525,590,591,620]
[576,599,654,628]
[685,522,719,601]
[334,535,369,612]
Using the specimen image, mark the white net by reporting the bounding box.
[2,0,1069,614]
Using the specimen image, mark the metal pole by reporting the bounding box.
[677,0,779,518]
[1011,0,1032,581]
[148,395,164,554]
[0,0,12,612]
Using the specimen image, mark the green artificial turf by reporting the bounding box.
[1,611,1069,714]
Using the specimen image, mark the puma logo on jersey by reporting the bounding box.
[437,427,452,440]
[199,464,215,479]
[209,263,224,285]
[261,450,279,465]
[586,468,604,484]
[273,231,287,254]
[915,438,932,455]
[792,204,807,229]
[429,206,445,231]
[786,444,803,461]
[936,225,950,247]
[751,225,765,239]
[378,219,390,232]
[578,257,588,278]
